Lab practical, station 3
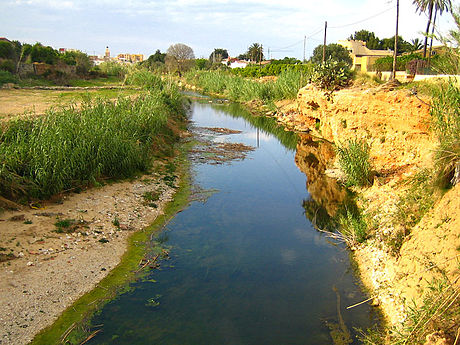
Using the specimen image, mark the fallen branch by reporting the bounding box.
[346,295,379,309]
[79,329,102,345]
[60,322,76,344]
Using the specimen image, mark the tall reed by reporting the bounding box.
[0,84,185,200]
[185,69,310,103]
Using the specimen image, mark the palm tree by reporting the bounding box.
[247,43,264,62]
[410,38,423,51]
[412,0,452,58]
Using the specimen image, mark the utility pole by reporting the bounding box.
[259,44,263,71]
[322,21,327,63]
[268,47,270,60]
[391,0,399,80]
[303,35,306,62]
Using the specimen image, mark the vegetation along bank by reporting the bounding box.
[0,74,190,345]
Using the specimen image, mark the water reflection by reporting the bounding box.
[83,98,377,345]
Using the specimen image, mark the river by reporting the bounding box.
[85,96,378,344]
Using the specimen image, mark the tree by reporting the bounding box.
[149,49,166,63]
[166,43,195,61]
[209,48,228,62]
[412,0,452,58]
[381,36,411,53]
[311,43,353,66]
[348,30,383,49]
[247,43,264,62]
[30,43,58,64]
[0,41,15,59]
[237,53,248,60]
[410,38,424,51]
[166,43,195,76]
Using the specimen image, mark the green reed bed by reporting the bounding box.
[185,69,310,103]
[0,84,185,200]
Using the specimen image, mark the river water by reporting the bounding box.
[86,97,378,344]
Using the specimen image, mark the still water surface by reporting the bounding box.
[88,98,378,344]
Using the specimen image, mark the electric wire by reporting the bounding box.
[329,5,396,29]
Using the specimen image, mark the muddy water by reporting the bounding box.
[86,98,378,344]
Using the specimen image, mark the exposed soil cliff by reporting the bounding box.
[277,84,460,330]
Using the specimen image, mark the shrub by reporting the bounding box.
[0,70,18,86]
[0,59,15,73]
[310,59,352,91]
[336,138,372,187]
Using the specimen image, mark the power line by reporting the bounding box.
[329,5,396,29]
[306,27,324,39]
[271,39,304,51]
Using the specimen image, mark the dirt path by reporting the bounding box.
[0,169,176,345]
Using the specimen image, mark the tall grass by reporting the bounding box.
[431,81,460,188]
[124,69,164,89]
[336,138,372,187]
[361,278,460,345]
[185,69,310,103]
[0,83,185,200]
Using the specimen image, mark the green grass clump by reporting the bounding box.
[0,81,185,200]
[431,81,460,189]
[54,219,77,233]
[336,139,372,187]
[337,203,367,245]
[395,169,435,233]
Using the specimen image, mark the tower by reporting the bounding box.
[105,46,110,59]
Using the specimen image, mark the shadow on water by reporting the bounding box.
[84,97,379,345]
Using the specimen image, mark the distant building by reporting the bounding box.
[222,58,249,69]
[0,37,11,43]
[89,47,144,65]
[89,55,105,65]
[117,53,144,64]
[58,48,80,54]
[338,40,393,72]
[105,46,111,60]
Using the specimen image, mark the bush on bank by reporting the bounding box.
[0,82,186,200]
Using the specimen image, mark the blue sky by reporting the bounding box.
[0,0,457,60]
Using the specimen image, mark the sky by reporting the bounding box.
[0,0,458,60]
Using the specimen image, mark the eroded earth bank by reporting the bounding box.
[277,84,459,341]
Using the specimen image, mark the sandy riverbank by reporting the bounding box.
[0,168,176,345]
